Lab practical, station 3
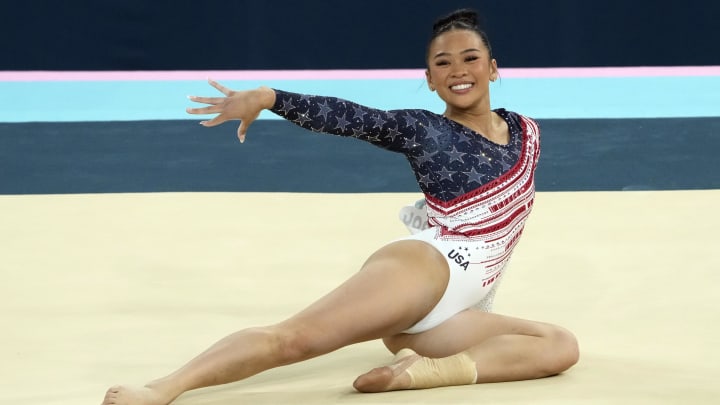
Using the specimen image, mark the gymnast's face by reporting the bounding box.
[425,29,498,110]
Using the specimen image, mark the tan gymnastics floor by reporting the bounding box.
[2,190,719,405]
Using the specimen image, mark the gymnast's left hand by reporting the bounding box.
[186,79,276,143]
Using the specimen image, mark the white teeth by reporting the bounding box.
[451,83,473,91]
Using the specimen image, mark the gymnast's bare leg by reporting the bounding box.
[101,240,450,405]
[352,309,579,392]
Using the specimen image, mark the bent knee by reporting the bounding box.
[543,325,580,375]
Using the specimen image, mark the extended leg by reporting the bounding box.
[101,240,449,405]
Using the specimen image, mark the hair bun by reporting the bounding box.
[432,9,479,34]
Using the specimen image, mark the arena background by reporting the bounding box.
[1,1,719,405]
[1,0,719,193]
[3,0,720,70]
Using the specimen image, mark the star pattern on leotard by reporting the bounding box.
[445,146,466,165]
[416,149,439,165]
[402,133,420,150]
[335,114,351,131]
[351,127,365,138]
[461,167,485,192]
[317,101,333,120]
[280,99,296,114]
[372,114,387,129]
[418,172,433,187]
[296,112,312,126]
[402,114,418,127]
[437,166,455,183]
[270,90,524,202]
[352,104,366,120]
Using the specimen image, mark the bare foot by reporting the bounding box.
[353,348,420,393]
[101,385,171,405]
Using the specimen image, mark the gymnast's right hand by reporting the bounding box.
[186,79,276,143]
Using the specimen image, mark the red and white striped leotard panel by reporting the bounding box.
[426,116,540,251]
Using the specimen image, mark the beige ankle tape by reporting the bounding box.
[401,349,478,389]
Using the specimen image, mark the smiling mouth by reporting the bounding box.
[450,83,474,91]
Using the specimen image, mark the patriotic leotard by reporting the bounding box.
[271,89,540,332]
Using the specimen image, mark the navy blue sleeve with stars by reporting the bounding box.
[270,89,425,154]
[269,89,525,202]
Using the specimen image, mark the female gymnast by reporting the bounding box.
[101,9,578,405]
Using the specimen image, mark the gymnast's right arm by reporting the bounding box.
[187,80,413,152]
[186,80,277,143]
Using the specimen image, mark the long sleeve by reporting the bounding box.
[270,89,424,154]
[267,89,538,208]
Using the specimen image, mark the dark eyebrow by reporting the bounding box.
[433,48,482,59]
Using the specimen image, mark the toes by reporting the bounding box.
[354,349,422,393]
[353,366,395,393]
[102,386,122,405]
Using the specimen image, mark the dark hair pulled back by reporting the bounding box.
[428,9,493,59]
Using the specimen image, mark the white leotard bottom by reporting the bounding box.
[398,226,510,334]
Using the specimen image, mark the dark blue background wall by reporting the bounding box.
[2,0,718,70]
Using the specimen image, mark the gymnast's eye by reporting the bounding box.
[435,59,450,66]
[465,55,479,62]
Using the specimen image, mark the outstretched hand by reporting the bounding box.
[186,79,276,143]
